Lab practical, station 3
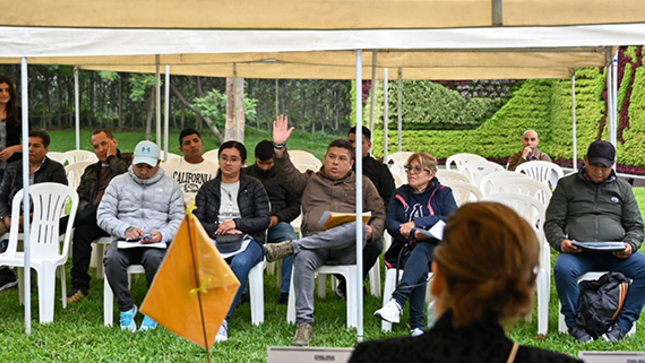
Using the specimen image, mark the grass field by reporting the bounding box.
[1,129,644,361]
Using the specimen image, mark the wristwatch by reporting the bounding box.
[273,142,286,150]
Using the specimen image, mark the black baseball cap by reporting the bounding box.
[587,140,615,168]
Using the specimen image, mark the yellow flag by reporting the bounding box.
[141,205,240,348]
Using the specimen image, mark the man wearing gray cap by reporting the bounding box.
[545,140,645,343]
[98,140,184,332]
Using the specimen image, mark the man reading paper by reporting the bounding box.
[263,115,386,346]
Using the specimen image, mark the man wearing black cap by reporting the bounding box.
[545,140,645,343]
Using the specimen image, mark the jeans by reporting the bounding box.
[103,243,166,312]
[267,222,298,294]
[225,239,264,321]
[391,241,436,330]
[293,222,366,324]
[555,251,645,332]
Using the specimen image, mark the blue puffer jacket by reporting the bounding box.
[97,166,185,243]
[384,178,458,268]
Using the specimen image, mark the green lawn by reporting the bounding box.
[2,129,644,361]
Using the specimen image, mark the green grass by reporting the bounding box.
[3,129,645,361]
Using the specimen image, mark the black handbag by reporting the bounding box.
[213,234,245,254]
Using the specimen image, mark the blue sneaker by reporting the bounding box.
[139,315,158,332]
[120,305,137,332]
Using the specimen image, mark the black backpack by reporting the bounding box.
[577,272,630,339]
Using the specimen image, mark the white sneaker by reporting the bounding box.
[374,299,402,324]
[215,320,228,342]
[411,328,424,337]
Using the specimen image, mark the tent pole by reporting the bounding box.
[606,56,615,148]
[383,68,389,163]
[74,66,80,150]
[275,79,279,118]
[21,57,32,334]
[155,55,161,149]
[355,49,364,344]
[164,65,170,162]
[611,52,618,147]
[397,68,403,153]
[234,63,239,141]
[369,51,378,141]
[570,69,577,170]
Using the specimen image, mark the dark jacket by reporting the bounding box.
[244,163,301,223]
[354,155,395,208]
[77,150,132,212]
[5,115,26,164]
[0,157,68,218]
[545,167,644,253]
[384,179,458,268]
[194,173,271,244]
[349,310,582,363]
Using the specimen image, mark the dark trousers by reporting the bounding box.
[71,223,109,291]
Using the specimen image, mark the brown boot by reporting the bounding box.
[264,240,294,262]
[292,322,314,346]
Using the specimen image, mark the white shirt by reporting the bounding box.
[161,157,218,204]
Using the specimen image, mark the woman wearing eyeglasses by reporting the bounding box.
[374,152,457,336]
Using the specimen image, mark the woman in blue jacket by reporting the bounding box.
[374,152,458,336]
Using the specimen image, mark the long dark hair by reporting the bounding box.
[0,75,19,127]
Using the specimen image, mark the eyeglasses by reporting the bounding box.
[404,165,430,174]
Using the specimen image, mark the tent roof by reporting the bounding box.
[6,0,645,29]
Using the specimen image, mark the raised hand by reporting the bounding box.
[273,114,294,145]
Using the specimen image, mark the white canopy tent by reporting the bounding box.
[4,0,645,340]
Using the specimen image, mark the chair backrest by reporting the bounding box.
[479,170,529,195]
[65,161,94,192]
[457,160,505,187]
[202,149,219,159]
[392,173,405,188]
[160,151,181,162]
[386,151,413,165]
[442,180,483,206]
[515,161,564,190]
[436,170,470,184]
[489,178,553,206]
[48,152,72,166]
[389,160,407,182]
[7,183,78,260]
[288,150,317,159]
[64,150,99,164]
[291,154,322,173]
[481,192,545,232]
[445,153,487,171]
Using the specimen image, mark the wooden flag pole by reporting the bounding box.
[185,214,212,363]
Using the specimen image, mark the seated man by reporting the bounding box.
[344,125,395,297]
[264,116,386,346]
[0,130,67,290]
[161,128,218,205]
[98,140,184,332]
[65,129,132,303]
[507,130,552,171]
[244,140,301,304]
[545,140,645,343]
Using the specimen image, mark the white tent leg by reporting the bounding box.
[571,70,577,170]
[234,63,239,141]
[397,68,403,153]
[74,66,80,150]
[155,55,161,151]
[355,49,364,343]
[21,57,32,334]
[611,52,618,147]
[164,65,170,160]
[369,52,377,141]
[383,68,389,163]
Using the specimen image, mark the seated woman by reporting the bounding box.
[193,141,270,343]
[374,152,457,336]
[351,203,582,363]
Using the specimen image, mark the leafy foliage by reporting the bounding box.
[191,88,258,128]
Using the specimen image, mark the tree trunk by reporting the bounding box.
[225,77,245,142]
[171,83,224,142]
[118,76,124,131]
[145,87,155,140]
[56,68,63,128]
[180,104,185,129]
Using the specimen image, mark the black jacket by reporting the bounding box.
[0,157,68,218]
[76,150,132,212]
[244,164,301,223]
[354,155,395,208]
[194,173,271,244]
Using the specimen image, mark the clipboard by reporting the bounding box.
[318,211,371,230]
[571,240,626,252]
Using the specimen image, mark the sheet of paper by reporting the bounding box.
[412,220,446,240]
[117,240,167,249]
[318,211,372,230]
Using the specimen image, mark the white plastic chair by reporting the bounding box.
[0,183,78,323]
[48,152,72,166]
[65,161,94,192]
[205,154,221,167]
[381,269,433,332]
[91,236,112,279]
[445,153,487,171]
[202,149,219,159]
[481,192,549,335]
[442,180,483,206]
[291,153,322,174]
[64,150,98,164]
[386,151,413,165]
[457,161,505,187]
[479,170,529,195]
[515,161,564,190]
[248,259,266,326]
[159,150,181,162]
[436,170,470,184]
[288,150,317,159]
[489,178,553,207]
[392,173,405,188]
[287,264,359,328]
[104,264,145,326]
